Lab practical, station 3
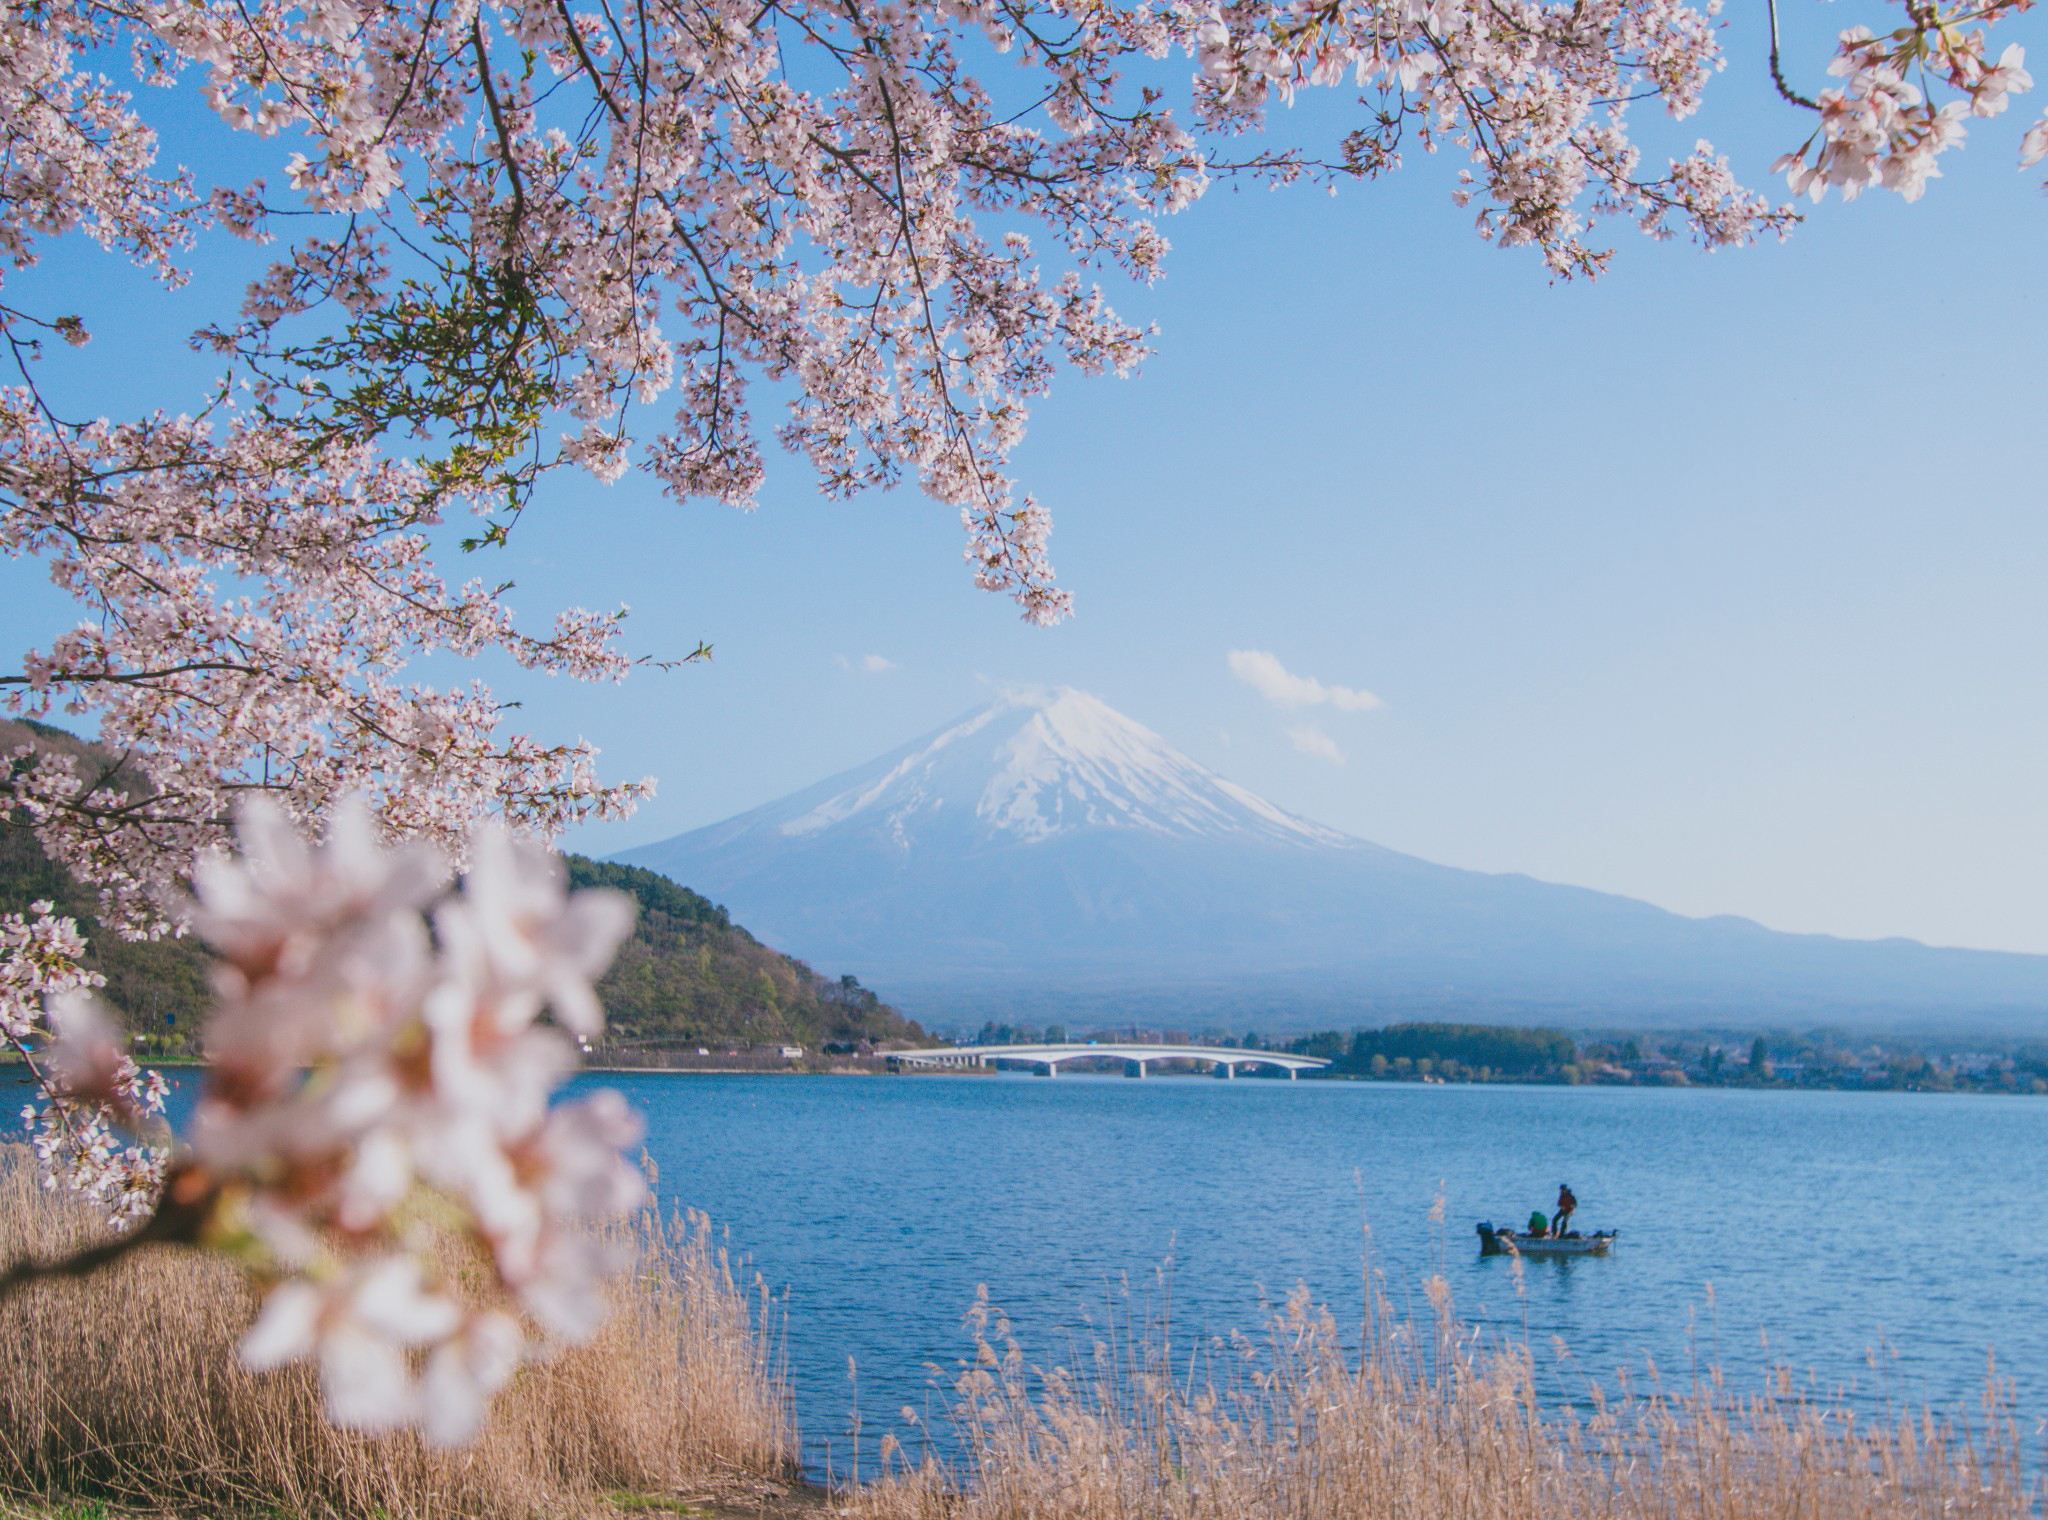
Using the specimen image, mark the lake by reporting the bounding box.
[599,1071,2048,1475]
[114,1069,2048,1475]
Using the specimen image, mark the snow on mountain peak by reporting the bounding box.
[777,686,1350,850]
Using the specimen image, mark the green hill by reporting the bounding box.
[565,856,925,1053]
[1,720,922,1057]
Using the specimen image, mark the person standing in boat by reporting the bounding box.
[1553,1183,1578,1236]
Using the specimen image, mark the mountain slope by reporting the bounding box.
[618,689,2048,1033]
[1,719,918,1053]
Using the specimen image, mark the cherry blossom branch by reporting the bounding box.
[0,1227,155,1305]
[471,16,529,234]
[0,1161,214,1307]
[1766,0,1823,111]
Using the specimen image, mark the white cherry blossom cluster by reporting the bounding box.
[0,899,98,1046]
[1191,0,1794,278]
[19,800,646,1445]
[23,991,170,1229]
[1775,20,2035,202]
[206,801,641,1441]
[1,404,656,940]
[3,900,168,1229]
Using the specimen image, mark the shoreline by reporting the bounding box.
[578,1066,2046,1098]
[7,1058,2038,1099]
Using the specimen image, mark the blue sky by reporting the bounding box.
[7,11,2047,954]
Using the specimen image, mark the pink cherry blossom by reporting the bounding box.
[0,901,101,1045]
[1773,17,2041,202]
[8,801,648,1442]
[2021,110,2048,165]
[420,1311,526,1446]
[239,1258,464,1433]
[434,827,636,1039]
[4,907,169,1229]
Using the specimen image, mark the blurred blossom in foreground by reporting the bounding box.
[11,800,642,1445]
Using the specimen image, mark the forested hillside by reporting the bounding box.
[2,720,921,1056]
[565,857,925,1051]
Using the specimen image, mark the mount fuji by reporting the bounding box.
[618,688,2048,1033]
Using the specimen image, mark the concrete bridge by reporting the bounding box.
[886,1042,1330,1079]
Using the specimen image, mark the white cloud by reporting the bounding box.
[1287,724,1345,764]
[1227,650,1381,713]
[835,653,897,674]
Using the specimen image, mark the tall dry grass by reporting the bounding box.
[846,1272,2040,1520]
[0,1149,793,1519]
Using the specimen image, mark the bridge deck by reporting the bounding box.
[887,1042,1329,1076]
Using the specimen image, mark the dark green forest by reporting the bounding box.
[1339,1022,1576,1077]
[1278,1021,1579,1082]
[2,719,921,1057]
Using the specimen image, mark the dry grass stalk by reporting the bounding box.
[0,1149,793,1520]
[846,1277,2040,1520]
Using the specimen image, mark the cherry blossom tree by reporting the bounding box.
[1,0,2040,1443]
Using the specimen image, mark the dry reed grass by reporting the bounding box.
[0,1149,793,1520]
[845,1272,2041,1520]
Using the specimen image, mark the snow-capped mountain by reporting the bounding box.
[619,689,2048,1032]
[756,687,1347,852]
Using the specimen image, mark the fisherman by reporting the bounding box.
[1553,1182,1578,1237]
[1525,1208,1549,1238]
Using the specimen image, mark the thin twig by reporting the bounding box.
[0,1161,212,1307]
[1767,0,1822,110]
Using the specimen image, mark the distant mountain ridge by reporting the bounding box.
[619,689,2048,1034]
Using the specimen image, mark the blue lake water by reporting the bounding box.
[103,1069,2048,1475]
[601,1071,2048,1475]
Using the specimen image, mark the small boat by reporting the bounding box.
[1476,1222,1617,1257]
